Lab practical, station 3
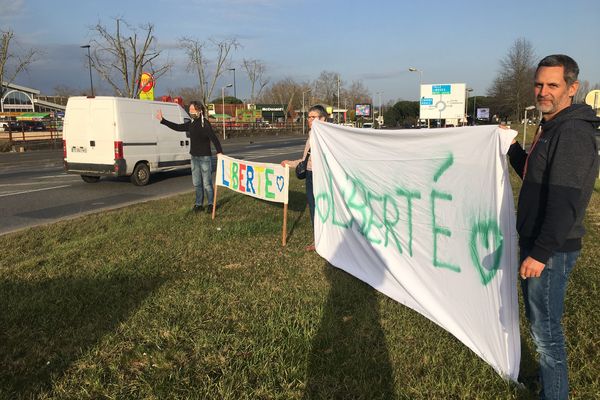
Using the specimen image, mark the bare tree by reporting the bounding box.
[167,86,202,105]
[242,59,269,103]
[89,18,172,98]
[488,38,536,121]
[312,70,340,105]
[575,80,591,104]
[52,84,91,99]
[0,29,39,99]
[180,37,240,105]
[342,80,371,109]
[259,77,309,121]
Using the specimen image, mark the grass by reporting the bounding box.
[1,175,599,399]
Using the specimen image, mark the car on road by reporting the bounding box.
[23,121,46,131]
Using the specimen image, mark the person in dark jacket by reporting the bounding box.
[156,101,223,213]
[508,54,599,399]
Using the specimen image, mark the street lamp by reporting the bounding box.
[302,89,311,135]
[466,88,473,126]
[523,105,536,146]
[80,45,94,96]
[409,67,423,126]
[376,91,383,127]
[408,67,423,86]
[472,94,477,125]
[337,74,341,124]
[203,81,209,104]
[222,84,233,140]
[228,68,236,100]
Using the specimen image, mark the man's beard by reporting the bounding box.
[535,99,555,114]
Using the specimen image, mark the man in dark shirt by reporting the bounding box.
[507,55,599,399]
[156,101,223,213]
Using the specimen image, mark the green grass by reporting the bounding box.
[1,175,599,399]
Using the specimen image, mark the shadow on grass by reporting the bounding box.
[285,190,309,213]
[518,339,540,398]
[304,265,395,399]
[0,273,167,399]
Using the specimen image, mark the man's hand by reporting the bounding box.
[155,109,163,121]
[498,124,517,144]
[280,160,290,167]
[520,256,545,279]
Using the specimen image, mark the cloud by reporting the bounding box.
[0,0,25,20]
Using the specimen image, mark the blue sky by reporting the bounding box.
[2,0,599,103]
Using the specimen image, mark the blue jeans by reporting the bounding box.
[520,248,580,400]
[191,155,213,206]
[306,170,315,227]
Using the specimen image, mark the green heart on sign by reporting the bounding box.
[469,219,503,286]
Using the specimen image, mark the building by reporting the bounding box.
[1,81,66,115]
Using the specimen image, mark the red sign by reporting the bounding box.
[139,72,154,92]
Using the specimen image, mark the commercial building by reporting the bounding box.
[1,81,66,115]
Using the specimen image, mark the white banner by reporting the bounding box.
[215,154,289,204]
[310,122,520,381]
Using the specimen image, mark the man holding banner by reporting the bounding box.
[156,101,223,213]
[281,105,327,251]
[508,54,599,399]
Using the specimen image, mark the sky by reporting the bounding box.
[1,0,599,104]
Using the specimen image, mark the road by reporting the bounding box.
[0,135,306,235]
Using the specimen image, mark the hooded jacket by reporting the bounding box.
[508,103,600,263]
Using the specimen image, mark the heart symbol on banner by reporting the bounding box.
[469,219,503,286]
[276,176,285,192]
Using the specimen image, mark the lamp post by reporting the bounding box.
[523,105,536,146]
[465,88,473,126]
[222,84,233,140]
[409,67,423,126]
[228,68,236,100]
[408,67,423,86]
[371,95,375,124]
[203,81,209,104]
[472,95,477,125]
[302,89,311,135]
[80,45,94,96]
[376,91,383,127]
[337,74,341,124]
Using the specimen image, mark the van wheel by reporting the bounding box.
[81,175,100,183]
[131,162,150,186]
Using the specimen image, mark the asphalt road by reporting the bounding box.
[0,134,306,235]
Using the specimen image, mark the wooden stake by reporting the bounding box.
[211,183,218,220]
[282,203,288,246]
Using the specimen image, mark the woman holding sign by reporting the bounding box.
[156,101,223,213]
[281,105,327,251]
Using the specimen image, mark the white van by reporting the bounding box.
[63,96,191,185]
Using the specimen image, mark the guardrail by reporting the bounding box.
[0,130,62,151]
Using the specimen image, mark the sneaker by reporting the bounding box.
[206,204,214,213]
[192,205,204,213]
